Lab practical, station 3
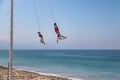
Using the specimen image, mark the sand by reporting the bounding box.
[0,66,70,80]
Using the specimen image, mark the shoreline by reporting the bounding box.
[13,66,83,80]
[0,65,71,80]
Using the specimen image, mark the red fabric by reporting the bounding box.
[55,26,59,33]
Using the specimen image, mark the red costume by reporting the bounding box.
[55,26,59,33]
[54,23,67,43]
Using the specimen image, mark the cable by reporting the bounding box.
[33,0,40,31]
[48,0,55,23]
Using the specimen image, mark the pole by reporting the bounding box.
[9,0,13,80]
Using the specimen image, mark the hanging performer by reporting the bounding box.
[54,23,67,43]
[38,32,45,45]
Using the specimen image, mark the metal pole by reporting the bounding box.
[9,0,13,80]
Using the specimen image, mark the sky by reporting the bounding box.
[0,0,120,49]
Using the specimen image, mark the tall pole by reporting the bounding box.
[9,0,13,80]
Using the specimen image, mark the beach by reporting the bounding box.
[0,50,120,80]
[0,66,70,80]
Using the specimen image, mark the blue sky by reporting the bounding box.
[0,0,120,49]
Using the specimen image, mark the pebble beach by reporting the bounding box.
[0,66,70,80]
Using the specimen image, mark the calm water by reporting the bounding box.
[0,50,120,80]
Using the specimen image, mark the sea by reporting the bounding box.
[0,50,120,80]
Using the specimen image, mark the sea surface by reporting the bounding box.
[0,50,120,80]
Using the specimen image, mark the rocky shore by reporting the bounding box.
[0,66,70,80]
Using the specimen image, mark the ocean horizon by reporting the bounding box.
[0,50,120,80]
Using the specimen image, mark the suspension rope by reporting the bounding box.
[33,0,40,31]
[48,0,55,23]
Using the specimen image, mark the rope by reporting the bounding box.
[33,0,40,32]
[48,0,55,23]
